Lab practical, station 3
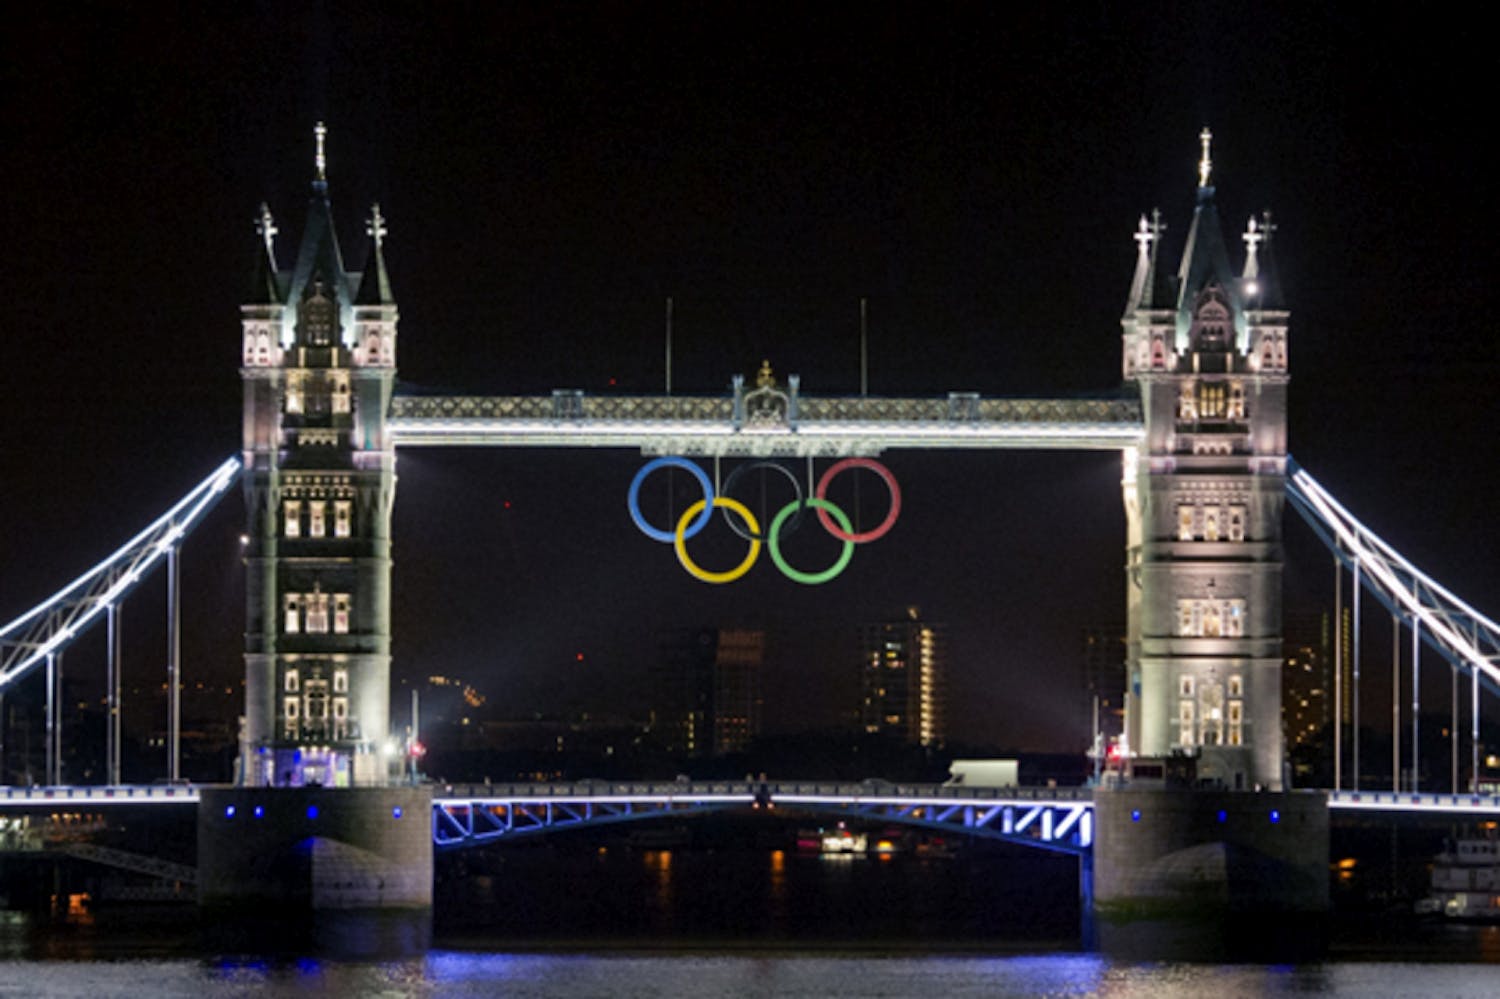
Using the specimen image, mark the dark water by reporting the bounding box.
[3,843,1499,996]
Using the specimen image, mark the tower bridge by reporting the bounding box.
[4,127,1500,916]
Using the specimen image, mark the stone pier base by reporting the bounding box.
[1092,788,1328,920]
[198,786,433,910]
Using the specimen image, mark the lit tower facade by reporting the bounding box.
[1120,131,1289,790]
[239,125,399,787]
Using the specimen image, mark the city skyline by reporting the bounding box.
[3,7,1496,756]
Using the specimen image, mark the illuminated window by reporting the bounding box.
[285,384,303,414]
[1203,506,1221,542]
[1224,600,1246,637]
[1227,506,1246,542]
[333,594,350,634]
[309,501,326,538]
[285,669,299,693]
[1178,600,1196,636]
[284,595,301,634]
[305,591,329,634]
[1228,674,1243,698]
[1178,505,1195,541]
[1228,700,1244,746]
[334,500,352,538]
[331,373,351,414]
[284,500,301,538]
[1179,699,1195,746]
[284,697,299,720]
[1197,382,1227,418]
[1202,602,1221,637]
[1180,675,1195,698]
[1227,382,1246,419]
[1178,383,1197,420]
[333,669,348,694]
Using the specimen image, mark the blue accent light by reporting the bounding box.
[225,805,236,819]
[1217,810,1228,823]
[1269,809,1281,824]
[1130,809,1141,822]
[253,805,265,819]
[393,807,403,819]
[307,805,319,820]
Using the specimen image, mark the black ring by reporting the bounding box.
[719,460,806,542]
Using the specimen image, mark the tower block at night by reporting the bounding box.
[238,126,398,788]
[1119,133,1288,792]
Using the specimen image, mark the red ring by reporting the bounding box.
[814,458,901,542]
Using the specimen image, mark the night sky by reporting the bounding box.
[2,4,1496,753]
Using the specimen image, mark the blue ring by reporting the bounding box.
[628,457,715,542]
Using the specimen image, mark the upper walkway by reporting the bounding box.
[388,393,1144,456]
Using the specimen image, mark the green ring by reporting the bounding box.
[768,498,855,585]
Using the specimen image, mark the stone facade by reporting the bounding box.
[239,133,399,788]
[1120,153,1291,791]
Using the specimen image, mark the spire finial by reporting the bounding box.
[255,202,279,259]
[314,121,328,182]
[1198,127,1213,188]
[1134,214,1153,256]
[1242,215,1263,255]
[366,203,387,249]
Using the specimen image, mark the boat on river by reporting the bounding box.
[1417,836,1500,920]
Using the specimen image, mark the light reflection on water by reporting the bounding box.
[3,954,1500,998]
[3,849,1500,996]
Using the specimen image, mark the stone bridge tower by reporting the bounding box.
[238,125,399,787]
[1119,132,1290,790]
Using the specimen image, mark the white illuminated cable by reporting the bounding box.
[1289,465,1500,690]
[0,458,241,687]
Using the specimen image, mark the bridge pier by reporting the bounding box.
[1092,787,1328,921]
[198,786,432,911]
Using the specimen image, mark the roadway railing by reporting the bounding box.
[0,784,201,807]
[1326,789,1500,815]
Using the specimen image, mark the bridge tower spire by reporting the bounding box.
[1120,132,1291,790]
[238,124,399,787]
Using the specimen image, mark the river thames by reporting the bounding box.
[2,840,1498,997]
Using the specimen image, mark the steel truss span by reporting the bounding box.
[432,781,1093,855]
[388,394,1144,456]
[0,458,242,692]
[1286,458,1500,698]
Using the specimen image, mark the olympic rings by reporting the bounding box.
[718,460,806,542]
[674,497,761,584]
[768,498,855,585]
[627,456,901,584]
[815,457,901,543]
[628,456,715,542]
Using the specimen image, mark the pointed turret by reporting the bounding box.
[1172,130,1241,322]
[1241,211,1284,311]
[355,203,395,306]
[285,123,354,348]
[1124,209,1173,314]
[247,203,284,306]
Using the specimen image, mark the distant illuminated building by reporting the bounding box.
[858,608,945,747]
[1283,611,1331,749]
[653,628,764,757]
[1082,623,1127,739]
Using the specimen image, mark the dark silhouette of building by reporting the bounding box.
[653,628,763,757]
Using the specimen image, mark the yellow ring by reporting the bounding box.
[673,497,761,584]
